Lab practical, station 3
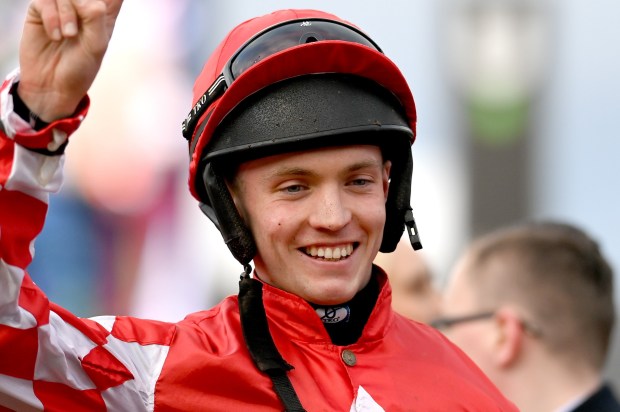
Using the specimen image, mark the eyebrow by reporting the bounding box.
[266,159,383,181]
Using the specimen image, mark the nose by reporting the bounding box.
[308,185,352,231]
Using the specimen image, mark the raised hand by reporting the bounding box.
[17,0,124,122]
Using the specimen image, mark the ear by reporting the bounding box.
[224,176,247,221]
[493,306,525,368]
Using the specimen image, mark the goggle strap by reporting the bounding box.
[182,74,227,140]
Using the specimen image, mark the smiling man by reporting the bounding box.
[0,1,517,410]
[232,145,389,306]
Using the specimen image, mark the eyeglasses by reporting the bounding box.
[430,310,543,337]
[181,18,383,141]
[430,311,496,330]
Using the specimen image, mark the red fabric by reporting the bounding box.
[81,346,134,391]
[0,190,47,269]
[18,274,51,327]
[11,96,89,151]
[0,325,38,380]
[152,271,517,411]
[32,381,106,412]
[111,316,176,346]
[0,135,15,185]
[51,303,110,346]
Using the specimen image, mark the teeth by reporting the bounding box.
[304,244,354,260]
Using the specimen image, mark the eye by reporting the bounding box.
[282,184,305,193]
[349,178,372,187]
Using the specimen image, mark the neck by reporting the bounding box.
[501,350,602,412]
[310,273,379,346]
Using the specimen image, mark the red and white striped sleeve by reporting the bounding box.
[0,70,175,412]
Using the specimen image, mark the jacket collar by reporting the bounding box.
[256,265,394,345]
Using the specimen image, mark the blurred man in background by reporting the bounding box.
[374,237,440,323]
[435,220,620,412]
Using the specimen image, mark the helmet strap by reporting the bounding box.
[404,209,423,251]
[202,163,257,265]
[380,146,422,252]
[238,274,305,411]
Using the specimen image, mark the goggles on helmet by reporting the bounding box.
[181,18,382,141]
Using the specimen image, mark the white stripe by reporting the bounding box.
[47,129,67,152]
[102,335,170,412]
[4,144,64,201]
[33,313,98,390]
[92,316,171,410]
[0,374,43,411]
[208,75,226,94]
[91,315,117,332]
[0,69,22,139]
[102,380,149,412]
[146,343,168,411]
[0,261,37,329]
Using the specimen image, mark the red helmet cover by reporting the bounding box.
[186,9,417,202]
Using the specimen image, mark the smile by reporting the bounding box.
[303,244,355,261]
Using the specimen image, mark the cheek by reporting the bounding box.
[249,209,291,241]
[361,201,386,229]
[447,326,487,358]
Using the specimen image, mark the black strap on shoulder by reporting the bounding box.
[238,269,306,412]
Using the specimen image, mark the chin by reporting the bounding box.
[306,287,357,306]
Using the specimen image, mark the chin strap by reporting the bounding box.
[238,266,306,412]
[405,209,423,250]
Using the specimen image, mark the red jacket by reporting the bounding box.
[0,72,517,411]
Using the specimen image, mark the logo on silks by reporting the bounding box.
[315,306,351,323]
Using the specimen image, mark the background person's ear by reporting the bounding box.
[493,306,526,368]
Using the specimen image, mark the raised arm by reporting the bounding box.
[17,0,123,122]
[0,2,175,411]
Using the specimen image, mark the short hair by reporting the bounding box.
[464,220,615,369]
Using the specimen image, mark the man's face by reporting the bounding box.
[439,254,498,377]
[231,145,390,305]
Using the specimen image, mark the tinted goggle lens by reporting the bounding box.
[182,19,382,141]
[229,19,381,79]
